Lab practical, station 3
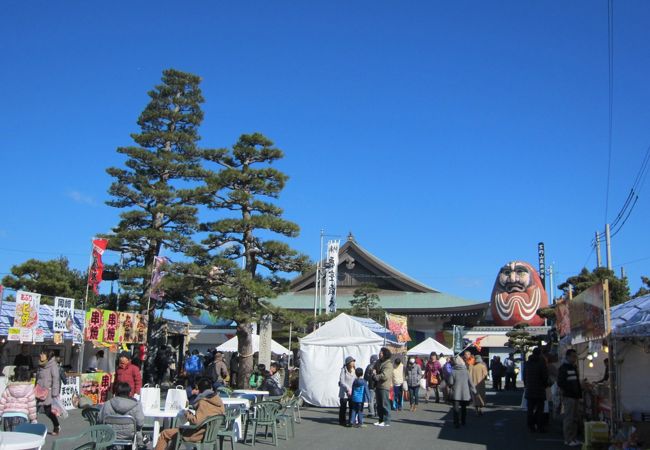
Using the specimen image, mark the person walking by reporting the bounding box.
[184,350,204,386]
[350,368,369,427]
[405,357,422,412]
[0,366,37,431]
[469,355,488,415]
[424,352,442,403]
[36,350,61,435]
[392,358,405,411]
[558,349,582,447]
[504,353,516,390]
[114,353,143,398]
[524,347,549,433]
[338,356,356,426]
[372,347,394,427]
[490,356,504,391]
[448,355,477,428]
[364,355,378,418]
[230,352,239,387]
[207,351,229,389]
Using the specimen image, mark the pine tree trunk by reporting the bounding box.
[236,322,254,389]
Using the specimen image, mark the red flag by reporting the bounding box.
[88,239,108,294]
[472,336,487,352]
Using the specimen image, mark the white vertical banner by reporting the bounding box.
[54,297,75,332]
[325,240,340,313]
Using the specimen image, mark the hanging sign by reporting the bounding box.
[19,328,32,342]
[54,297,75,332]
[13,290,40,329]
[7,328,21,342]
[33,328,45,343]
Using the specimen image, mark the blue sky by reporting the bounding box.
[1,1,649,305]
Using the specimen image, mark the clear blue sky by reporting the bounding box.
[1,1,649,304]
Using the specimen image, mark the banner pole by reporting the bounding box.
[383,313,387,347]
[78,238,95,373]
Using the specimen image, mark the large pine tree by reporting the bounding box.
[195,133,309,387]
[105,68,207,323]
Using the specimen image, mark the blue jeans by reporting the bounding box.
[393,385,403,410]
[350,401,364,425]
[377,389,391,424]
[408,386,419,405]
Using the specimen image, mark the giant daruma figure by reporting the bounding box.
[490,261,548,326]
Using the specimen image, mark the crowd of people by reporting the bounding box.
[337,348,491,429]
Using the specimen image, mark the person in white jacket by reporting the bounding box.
[392,358,405,411]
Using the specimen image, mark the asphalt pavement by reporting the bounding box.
[41,383,568,450]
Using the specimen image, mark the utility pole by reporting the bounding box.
[547,264,555,304]
[621,267,626,279]
[595,231,602,268]
[605,223,612,270]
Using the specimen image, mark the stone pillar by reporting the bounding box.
[258,314,273,370]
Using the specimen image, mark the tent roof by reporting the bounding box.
[216,335,290,355]
[349,315,401,345]
[612,294,650,336]
[300,313,384,347]
[406,337,453,356]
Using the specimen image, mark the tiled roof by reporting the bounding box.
[267,291,488,312]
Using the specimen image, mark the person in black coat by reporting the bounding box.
[524,347,549,433]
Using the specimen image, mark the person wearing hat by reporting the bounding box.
[339,356,356,426]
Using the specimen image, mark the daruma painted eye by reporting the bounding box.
[490,261,548,326]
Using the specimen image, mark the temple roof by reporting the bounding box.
[290,236,437,293]
[268,235,488,315]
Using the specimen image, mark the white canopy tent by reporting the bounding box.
[299,313,384,407]
[216,335,291,355]
[406,337,453,356]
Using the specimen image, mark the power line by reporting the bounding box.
[0,246,87,257]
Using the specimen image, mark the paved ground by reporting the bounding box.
[41,384,568,450]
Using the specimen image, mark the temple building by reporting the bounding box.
[268,234,488,344]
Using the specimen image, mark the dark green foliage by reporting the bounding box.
[633,276,650,299]
[558,267,630,307]
[104,69,208,313]
[184,133,309,387]
[349,283,384,322]
[1,258,86,305]
[505,323,541,354]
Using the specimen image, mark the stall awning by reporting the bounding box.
[0,301,84,344]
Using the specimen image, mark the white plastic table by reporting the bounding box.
[231,389,269,397]
[221,398,250,441]
[144,408,185,447]
[0,431,46,450]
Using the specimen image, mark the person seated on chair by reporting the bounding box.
[98,382,145,441]
[0,366,37,431]
[259,369,285,397]
[154,378,225,450]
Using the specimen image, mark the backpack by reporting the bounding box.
[184,355,203,374]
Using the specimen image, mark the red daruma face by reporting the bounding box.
[490,261,548,326]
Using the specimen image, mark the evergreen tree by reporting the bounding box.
[194,132,309,387]
[633,276,650,298]
[104,69,210,382]
[1,257,86,304]
[104,68,207,316]
[349,283,384,322]
[558,267,630,306]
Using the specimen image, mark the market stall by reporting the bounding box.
[80,307,149,404]
[608,293,650,445]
